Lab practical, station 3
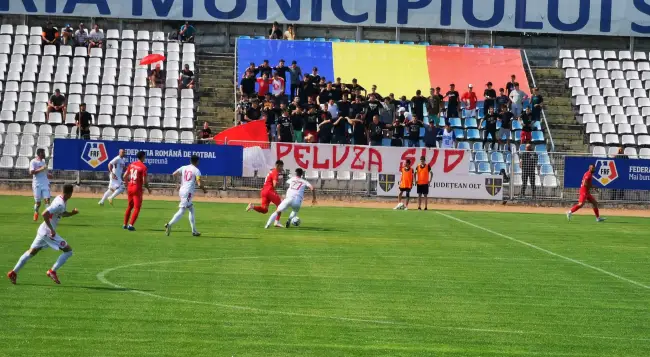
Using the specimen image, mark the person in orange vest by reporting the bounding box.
[394,159,415,210]
[415,156,433,210]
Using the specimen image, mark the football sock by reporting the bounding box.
[168,207,186,226]
[109,186,124,200]
[12,252,32,273]
[52,251,72,271]
[266,211,279,227]
[100,189,112,203]
[593,207,600,218]
[570,204,581,213]
[288,211,297,220]
[188,206,197,232]
[253,205,269,214]
[276,212,282,222]
[33,203,39,213]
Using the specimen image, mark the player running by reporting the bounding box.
[265,168,316,229]
[7,184,78,285]
[566,164,606,222]
[98,149,127,206]
[29,148,52,221]
[247,160,285,228]
[165,155,207,237]
[122,151,151,231]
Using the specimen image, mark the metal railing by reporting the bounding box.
[523,49,556,152]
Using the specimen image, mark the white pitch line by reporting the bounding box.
[436,212,650,291]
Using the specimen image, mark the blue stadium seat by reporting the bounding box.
[493,163,507,174]
[533,121,542,131]
[302,38,311,41]
[419,41,430,45]
[474,151,489,162]
[505,152,512,163]
[511,121,522,130]
[469,162,476,173]
[314,37,326,42]
[472,142,483,151]
[479,120,486,129]
[344,39,356,43]
[519,144,527,152]
[381,138,392,146]
[464,118,478,129]
[513,131,522,142]
[254,36,265,40]
[532,131,544,142]
[479,45,490,48]
[359,40,370,43]
[239,35,251,39]
[467,128,480,140]
[540,164,554,176]
[535,144,547,152]
[490,152,505,163]
[513,163,522,174]
[389,41,399,44]
[328,38,341,42]
[537,153,551,165]
[449,118,462,128]
[374,40,386,44]
[457,141,471,150]
[419,127,425,137]
[477,162,491,174]
[464,44,475,48]
[454,128,465,140]
[494,45,505,49]
[448,44,460,47]
[403,41,415,45]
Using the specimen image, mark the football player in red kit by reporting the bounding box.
[247,160,284,228]
[567,164,606,222]
[122,151,152,231]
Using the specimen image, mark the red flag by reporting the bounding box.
[214,120,269,147]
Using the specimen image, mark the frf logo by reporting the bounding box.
[81,142,108,168]
[594,160,619,186]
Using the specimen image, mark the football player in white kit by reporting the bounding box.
[265,168,316,229]
[98,149,127,206]
[29,148,52,221]
[164,155,207,236]
[7,184,78,285]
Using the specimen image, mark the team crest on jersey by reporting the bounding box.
[485,178,503,196]
[593,160,619,186]
[81,142,109,168]
[378,174,396,192]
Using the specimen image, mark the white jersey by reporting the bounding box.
[176,165,202,194]
[29,158,49,187]
[37,195,66,236]
[441,129,456,148]
[109,156,127,181]
[286,177,312,200]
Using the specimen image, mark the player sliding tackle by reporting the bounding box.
[29,148,52,221]
[98,149,127,206]
[567,164,606,222]
[247,160,285,228]
[7,184,78,285]
[265,168,316,229]
[165,155,207,237]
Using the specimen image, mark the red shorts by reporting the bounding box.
[127,188,143,208]
[303,130,318,142]
[578,189,595,204]
[520,131,532,143]
[260,188,281,208]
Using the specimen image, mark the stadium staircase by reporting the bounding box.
[196,54,235,133]
[531,68,588,153]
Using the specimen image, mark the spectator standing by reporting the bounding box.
[288,61,302,100]
[427,87,443,125]
[256,73,272,99]
[243,101,262,123]
[87,24,104,55]
[406,114,423,147]
[509,83,526,117]
[236,95,250,123]
[497,104,514,149]
[74,103,92,139]
[74,23,88,47]
[369,115,385,146]
[505,74,517,96]
[483,82,497,116]
[307,67,321,88]
[350,96,366,121]
[269,21,283,39]
[480,107,498,150]
[440,123,456,149]
[274,59,289,85]
[61,24,74,45]
[148,64,165,88]
[496,88,509,113]
[179,22,196,42]
[179,64,195,89]
[283,24,296,40]
[410,90,426,122]
[423,121,439,148]
[317,111,333,144]
[444,84,460,119]
[47,89,66,122]
[369,85,383,101]
[461,84,478,118]
[290,106,306,142]
[381,96,396,124]
[297,74,314,103]
[41,22,59,47]
[390,112,406,147]
[277,111,294,143]
[303,106,320,142]
[612,147,629,200]
[199,122,212,143]
[346,78,366,96]
[271,72,286,102]
[331,115,348,145]
[519,107,534,144]
[351,115,367,145]
[245,62,259,77]
[332,77,344,101]
[337,94,351,118]
[520,144,538,198]
[258,60,273,78]
[327,99,339,120]
[365,94,382,126]
[530,87,544,122]
[318,82,336,105]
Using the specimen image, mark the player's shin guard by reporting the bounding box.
[52,251,72,271]
[12,252,33,273]
[570,204,581,213]
[593,207,600,218]
[288,211,297,220]
[266,211,279,227]
[109,186,124,200]
[168,207,186,226]
[253,205,269,214]
[188,206,197,233]
[33,203,40,212]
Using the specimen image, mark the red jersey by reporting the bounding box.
[581,171,593,191]
[126,161,148,193]
[461,91,478,110]
[257,78,271,96]
[263,168,280,192]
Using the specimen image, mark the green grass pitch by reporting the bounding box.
[1,195,649,356]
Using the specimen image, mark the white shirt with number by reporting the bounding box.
[175,165,201,207]
[286,177,312,201]
[441,129,456,148]
[37,195,66,237]
[30,158,49,188]
[109,156,126,186]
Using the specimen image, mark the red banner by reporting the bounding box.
[213,120,268,145]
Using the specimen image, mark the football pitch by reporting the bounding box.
[1,195,649,357]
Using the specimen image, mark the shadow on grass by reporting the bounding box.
[17,283,153,292]
[294,227,342,232]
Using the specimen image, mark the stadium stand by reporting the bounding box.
[562,49,650,159]
[0,24,198,170]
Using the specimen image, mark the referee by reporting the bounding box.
[416,156,433,210]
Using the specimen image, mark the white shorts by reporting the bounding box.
[277,196,302,214]
[33,185,50,201]
[109,178,124,191]
[465,109,478,118]
[498,127,511,140]
[179,190,194,208]
[30,234,68,251]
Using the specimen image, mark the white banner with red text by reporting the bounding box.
[376,174,504,201]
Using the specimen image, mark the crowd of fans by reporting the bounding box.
[237,60,545,149]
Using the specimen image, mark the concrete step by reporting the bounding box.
[533,68,565,79]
